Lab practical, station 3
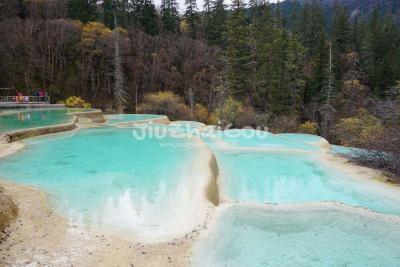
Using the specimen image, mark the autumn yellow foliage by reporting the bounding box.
[81,22,112,49]
[193,103,209,123]
[65,96,92,108]
[334,108,383,146]
[207,112,219,125]
[298,121,319,135]
[220,97,244,123]
[208,97,258,128]
[138,91,191,120]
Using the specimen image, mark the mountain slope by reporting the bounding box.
[280,0,400,19]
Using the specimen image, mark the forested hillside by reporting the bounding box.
[281,0,400,18]
[0,0,399,174]
[279,0,400,34]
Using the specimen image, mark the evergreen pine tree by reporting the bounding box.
[288,0,301,34]
[252,1,304,115]
[285,33,305,116]
[206,0,227,47]
[203,0,212,39]
[68,0,98,23]
[268,27,293,115]
[184,0,200,38]
[331,3,352,81]
[102,0,132,29]
[225,0,249,99]
[136,0,159,35]
[102,0,114,28]
[299,1,328,103]
[253,1,275,111]
[331,4,352,54]
[353,16,367,57]
[119,0,132,27]
[247,0,262,105]
[161,0,180,34]
[361,10,400,97]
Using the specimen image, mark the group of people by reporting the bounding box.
[15,92,28,103]
[15,89,49,103]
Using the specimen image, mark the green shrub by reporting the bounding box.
[210,97,258,128]
[137,91,191,120]
[82,102,92,109]
[268,115,299,133]
[220,97,243,123]
[65,96,91,108]
[193,103,209,123]
[207,112,219,125]
[298,121,319,135]
[233,107,257,128]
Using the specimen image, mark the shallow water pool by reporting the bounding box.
[214,150,400,215]
[192,204,400,267]
[0,126,210,241]
[0,108,72,133]
[193,130,400,266]
[201,129,319,152]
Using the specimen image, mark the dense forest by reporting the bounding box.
[0,0,399,175]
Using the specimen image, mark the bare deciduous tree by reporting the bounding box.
[113,9,127,113]
[320,41,336,138]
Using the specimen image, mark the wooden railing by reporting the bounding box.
[0,96,50,104]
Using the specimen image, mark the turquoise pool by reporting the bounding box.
[0,126,209,240]
[199,129,400,216]
[0,108,72,133]
[192,129,400,266]
[1,112,400,264]
[214,150,400,215]
[105,114,165,124]
[193,204,400,267]
[201,129,319,152]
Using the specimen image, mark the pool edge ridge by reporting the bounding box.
[0,141,25,159]
[206,152,220,206]
[70,109,106,124]
[188,134,220,207]
[0,116,78,143]
[106,115,170,127]
[318,151,400,191]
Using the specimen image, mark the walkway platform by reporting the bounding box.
[0,103,66,108]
